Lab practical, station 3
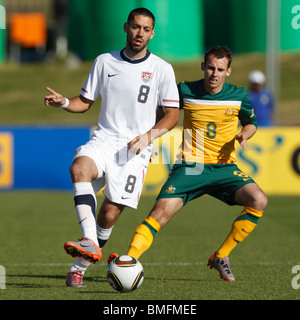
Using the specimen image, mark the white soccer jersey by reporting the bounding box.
[76,50,179,207]
[80,49,179,144]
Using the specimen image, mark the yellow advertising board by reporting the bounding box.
[236,127,300,195]
[143,127,300,196]
[0,132,14,188]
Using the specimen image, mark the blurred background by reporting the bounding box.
[0,0,300,195]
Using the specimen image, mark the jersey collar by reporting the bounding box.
[120,49,151,64]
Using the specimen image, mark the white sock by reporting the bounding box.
[73,182,98,244]
[96,224,114,248]
[69,258,91,275]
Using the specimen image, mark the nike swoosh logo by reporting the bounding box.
[135,232,147,239]
[80,243,90,247]
[108,74,118,77]
[243,178,251,181]
[79,217,87,225]
[121,196,130,199]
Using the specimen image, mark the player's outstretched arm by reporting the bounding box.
[44,87,93,113]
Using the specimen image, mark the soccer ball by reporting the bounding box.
[107,255,144,293]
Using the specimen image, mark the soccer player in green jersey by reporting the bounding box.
[122,46,268,282]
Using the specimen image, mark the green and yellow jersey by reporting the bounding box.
[178,79,257,164]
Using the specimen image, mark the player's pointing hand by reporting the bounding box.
[44,87,66,108]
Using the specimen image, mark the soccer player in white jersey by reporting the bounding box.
[44,8,179,287]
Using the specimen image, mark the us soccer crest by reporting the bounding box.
[141,71,152,83]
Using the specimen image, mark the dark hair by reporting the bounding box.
[204,46,232,68]
[127,7,155,28]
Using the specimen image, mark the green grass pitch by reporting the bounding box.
[0,192,299,301]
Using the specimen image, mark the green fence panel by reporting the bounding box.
[68,0,204,61]
[0,0,5,63]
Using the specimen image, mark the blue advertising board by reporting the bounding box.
[0,126,91,190]
[1,126,300,195]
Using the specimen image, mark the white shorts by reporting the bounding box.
[73,135,151,209]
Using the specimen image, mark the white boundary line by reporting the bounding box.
[1,261,298,267]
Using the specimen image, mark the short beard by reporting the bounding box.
[127,36,148,54]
